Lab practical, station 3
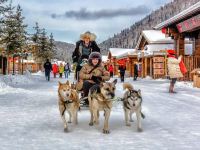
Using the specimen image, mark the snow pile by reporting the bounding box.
[2,74,35,87]
[143,76,153,80]
[176,81,193,88]
[32,70,44,76]
[0,80,8,89]
[0,70,42,89]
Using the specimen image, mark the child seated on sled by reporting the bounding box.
[78,52,110,105]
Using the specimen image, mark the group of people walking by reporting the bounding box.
[43,60,71,81]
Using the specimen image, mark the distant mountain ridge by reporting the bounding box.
[54,41,75,62]
[99,0,199,54]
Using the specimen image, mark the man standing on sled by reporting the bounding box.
[72,31,100,80]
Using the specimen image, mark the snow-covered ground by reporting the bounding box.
[0,72,200,150]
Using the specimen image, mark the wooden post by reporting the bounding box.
[145,57,147,77]
[194,32,200,56]
[150,57,152,77]
[177,34,185,56]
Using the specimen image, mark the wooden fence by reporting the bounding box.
[183,56,200,81]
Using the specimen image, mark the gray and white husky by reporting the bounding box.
[123,83,145,132]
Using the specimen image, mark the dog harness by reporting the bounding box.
[91,93,111,110]
[59,92,74,116]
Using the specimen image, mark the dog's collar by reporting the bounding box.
[63,100,73,104]
[59,92,74,104]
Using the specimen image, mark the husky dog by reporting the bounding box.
[123,83,145,132]
[88,79,117,134]
[58,81,80,132]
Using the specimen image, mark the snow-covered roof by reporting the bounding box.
[109,48,135,57]
[116,49,137,59]
[145,44,174,53]
[136,30,174,49]
[16,59,35,63]
[102,55,108,62]
[137,44,174,57]
[154,1,200,29]
[137,43,193,57]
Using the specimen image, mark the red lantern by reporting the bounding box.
[161,28,167,34]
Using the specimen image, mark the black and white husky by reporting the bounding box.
[123,83,145,132]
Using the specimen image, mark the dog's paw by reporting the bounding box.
[103,129,110,134]
[137,128,143,132]
[89,122,93,126]
[126,123,131,126]
[64,127,69,132]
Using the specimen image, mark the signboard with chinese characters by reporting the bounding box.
[153,56,165,75]
[154,69,165,75]
[153,57,165,63]
[176,14,200,33]
[153,63,164,69]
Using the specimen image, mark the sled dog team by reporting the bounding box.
[58,80,145,134]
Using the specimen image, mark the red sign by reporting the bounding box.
[117,58,127,65]
[153,57,165,63]
[161,28,167,34]
[153,63,164,69]
[8,57,18,62]
[176,14,200,33]
[154,69,164,75]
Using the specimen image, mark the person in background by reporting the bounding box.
[72,31,100,80]
[167,50,183,93]
[134,62,138,81]
[119,64,126,82]
[68,64,71,76]
[59,63,64,78]
[108,64,114,78]
[52,63,58,78]
[64,62,70,78]
[43,59,52,81]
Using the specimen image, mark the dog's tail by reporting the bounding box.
[123,83,134,91]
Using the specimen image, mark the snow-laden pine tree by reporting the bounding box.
[32,23,56,62]
[0,4,27,74]
[0,0,8,39]
[48,33,57,59]
[0,0,8,14]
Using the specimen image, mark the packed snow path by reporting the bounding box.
[0,73,200,150]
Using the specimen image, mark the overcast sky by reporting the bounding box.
[12,0,171,44]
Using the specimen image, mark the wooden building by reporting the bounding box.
[136,30,175,78]
[154,1,200,80]
[108,48,136,76]
[0,47,7,75]
[116,50,137,77]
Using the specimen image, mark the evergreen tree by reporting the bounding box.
[32,23,56,62]
[1,4,27,55]
[0,4,27,74]
[48,33,56,58]
[0,0,9,39]
[0,0,8,14]
[32,22,40,44]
